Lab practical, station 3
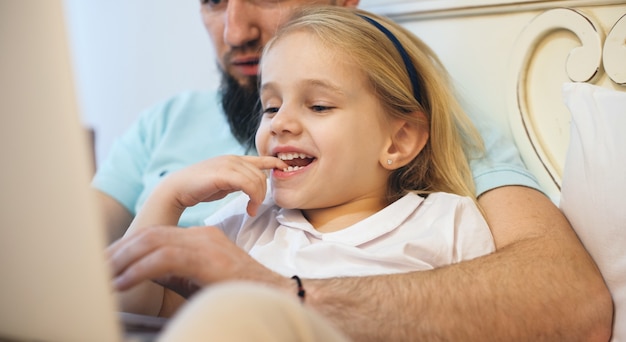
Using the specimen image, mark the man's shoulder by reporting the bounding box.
[169,89,220,105]
[137,89,223,127]
[158,90,220,117]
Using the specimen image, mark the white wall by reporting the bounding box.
[63,0,219,166]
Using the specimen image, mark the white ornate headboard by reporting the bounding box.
[363,0,626,203]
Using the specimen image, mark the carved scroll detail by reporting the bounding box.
[604,14,626,85]
[507,8,602,196]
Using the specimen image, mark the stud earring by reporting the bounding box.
[387,159,393,165]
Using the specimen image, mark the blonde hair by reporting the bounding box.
[263,6,484,202]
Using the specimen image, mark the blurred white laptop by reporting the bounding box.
[0,2,165,341]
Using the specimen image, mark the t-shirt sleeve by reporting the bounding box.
[203,192,250,242]
[452,196,496,262]
[470,119,542,197]
[91,100,170,214]
[204,188,277,251]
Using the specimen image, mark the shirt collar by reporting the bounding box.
[275,193,424,246]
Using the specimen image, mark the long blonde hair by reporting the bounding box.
[263,6,484,202]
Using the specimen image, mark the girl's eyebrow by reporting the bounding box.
[259,82,276,94]
[302,79,345,95]
[260,79,346,96]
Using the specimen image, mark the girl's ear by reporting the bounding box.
[380,112,429,170]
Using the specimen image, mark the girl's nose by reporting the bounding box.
[270,107,302,136]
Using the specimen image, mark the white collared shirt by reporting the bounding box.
[204,191,495,279]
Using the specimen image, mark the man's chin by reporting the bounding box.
[229,72,258,89]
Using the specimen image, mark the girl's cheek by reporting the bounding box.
[255,123,270,155]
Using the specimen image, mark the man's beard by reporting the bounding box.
[218,68,261,151]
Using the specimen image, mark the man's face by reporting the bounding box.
[200,0,357,88]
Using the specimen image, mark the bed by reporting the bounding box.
[361,0,626,339]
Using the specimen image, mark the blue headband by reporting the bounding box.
[357,14,422,105]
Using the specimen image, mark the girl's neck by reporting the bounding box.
[301,196,390,233]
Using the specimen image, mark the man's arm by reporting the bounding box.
[106,185,613,340]
[95,190,133,243]
[304,186,613,341]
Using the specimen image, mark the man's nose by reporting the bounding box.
[223,0,260,48]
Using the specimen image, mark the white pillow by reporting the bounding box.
[560,82,626,341]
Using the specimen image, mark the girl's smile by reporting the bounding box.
[276,151,316,172]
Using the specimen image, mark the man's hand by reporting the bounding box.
[107,225,288,299]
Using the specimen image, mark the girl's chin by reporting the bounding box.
[270,189,299,206]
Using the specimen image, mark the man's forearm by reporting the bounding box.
[95,190,134,243]
[304,187,613,341]
[306,236,611,341]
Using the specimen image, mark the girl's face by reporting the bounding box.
[256,31,395,227]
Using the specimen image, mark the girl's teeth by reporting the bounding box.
[277,152,313,160]
[283,166,304,172]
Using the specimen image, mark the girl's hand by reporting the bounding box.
[160,155,287,216]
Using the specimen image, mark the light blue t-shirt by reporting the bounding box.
[93,90,540,227]
[93,91,250,227]
[468,117,540,197]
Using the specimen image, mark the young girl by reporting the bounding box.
[108,6,495,338]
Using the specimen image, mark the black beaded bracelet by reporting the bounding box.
[291,275,306,303]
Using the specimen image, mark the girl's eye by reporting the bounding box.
[262,107,279,115]
[311,105,333,112]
